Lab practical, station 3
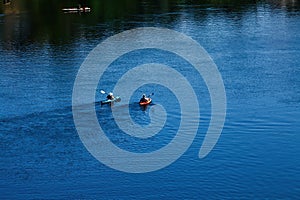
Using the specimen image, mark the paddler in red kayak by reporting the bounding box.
[139,94,152,105]
[139,94,148,102]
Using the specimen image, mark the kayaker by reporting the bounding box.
[139,94,149,103]
[107,92,114,100]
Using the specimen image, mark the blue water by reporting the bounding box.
[1,2,300,199]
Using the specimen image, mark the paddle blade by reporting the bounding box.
[100,90,106,94]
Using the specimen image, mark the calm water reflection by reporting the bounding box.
[1,0,300,199]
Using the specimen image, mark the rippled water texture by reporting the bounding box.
[1,0,300,199]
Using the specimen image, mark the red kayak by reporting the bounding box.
[139,98,152,106]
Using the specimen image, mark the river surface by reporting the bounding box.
[1,0,300,199]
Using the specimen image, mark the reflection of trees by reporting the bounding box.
[266,0,298,7]
[0,0,299,48]
[3,0,11,6]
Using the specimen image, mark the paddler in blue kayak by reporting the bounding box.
[106,92,115,100]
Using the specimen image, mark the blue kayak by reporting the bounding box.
[100,96,121,105]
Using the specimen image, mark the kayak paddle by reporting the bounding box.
[148,93,154,97]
